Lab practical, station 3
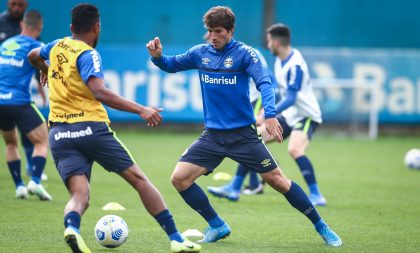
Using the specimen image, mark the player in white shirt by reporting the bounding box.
[262,23,326,205]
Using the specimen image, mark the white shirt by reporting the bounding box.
[274,48,322,125]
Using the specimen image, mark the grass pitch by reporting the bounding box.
[0,130,419,253]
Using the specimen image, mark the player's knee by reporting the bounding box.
[170,174,188,191]
[288,145,304,158]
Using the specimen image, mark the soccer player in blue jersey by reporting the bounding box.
[28,4,200,253]
[147,6,342,247]
[207,24,327,206]
[0,10,52,200]
[0,0,48,180]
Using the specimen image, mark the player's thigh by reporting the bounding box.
[1,127,18,146]
[178,129,225,174]
[26,122,48,145]
[49,123,94,184]
[14,103,46,136]
[80,122,135,174]
[288,130,310,152]
[228,126,278,173]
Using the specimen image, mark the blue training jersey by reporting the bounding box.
[152,39,276,129]
[39,38,104,83]
[0,35,42,105]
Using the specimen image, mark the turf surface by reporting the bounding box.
[0,130,419,252]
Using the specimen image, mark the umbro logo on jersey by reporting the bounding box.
[261,159,272,167]
[224,56,233,68]
[201,57,211,65]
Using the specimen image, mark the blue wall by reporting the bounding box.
[1,0,418,48]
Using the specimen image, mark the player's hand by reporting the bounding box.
[146,37,163,58]
[139,106,164,127]
[40,70,48,87]
[265,117,283,143]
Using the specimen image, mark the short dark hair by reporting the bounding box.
[267,23,291,46]
[23,10,42,29]
[71,3,99,34]
[203,6,235,31]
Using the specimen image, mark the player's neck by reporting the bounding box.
[72,34,95,47]
[278,46,292,60]
[20,29,39,39]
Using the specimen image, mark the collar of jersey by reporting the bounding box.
[281,49,294,67]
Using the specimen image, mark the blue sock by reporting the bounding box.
[64,211,81,230]
[295,156,317,186]
[154,209,183,242]
[309,183,320,195]
[31,156,46,184]
[179,183,224,227]
[284,181,321,224]
[249,171,260,188]
[7,160,23,188]
[21,134,34,176]
[229,164,247,191]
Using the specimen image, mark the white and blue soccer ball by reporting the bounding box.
[94,215,129,248]
[404,149,420,170]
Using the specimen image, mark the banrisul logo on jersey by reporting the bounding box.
[224,56,233,68]
[200,74,237,85]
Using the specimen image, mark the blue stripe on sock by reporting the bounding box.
[64,211,81,230]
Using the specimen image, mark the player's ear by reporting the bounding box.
[70,24,75,34]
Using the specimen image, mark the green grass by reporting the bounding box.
[0,130,419,253]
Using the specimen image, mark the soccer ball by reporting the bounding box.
[94,215,129,248]
[404,149,420,170]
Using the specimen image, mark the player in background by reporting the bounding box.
[207,23,327,206]
[0,0,48,181]
[265,23,326,205]
[0,10,51,200]
[147,6,341,247]
[28,4,200,253]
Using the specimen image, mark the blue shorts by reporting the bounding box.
[276,116,319,140]
[0,103,45,134]
[180,125,279,174]
[49,121,135,184]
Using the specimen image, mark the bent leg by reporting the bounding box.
[172,162,230,242]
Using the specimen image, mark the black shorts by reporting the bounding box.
[0,103,45,134]
[180,125,279,174]
[276,116,319,140]
[49,121,135,184]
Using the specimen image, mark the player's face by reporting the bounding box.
[207,26,233,50]
[8,0,27,18]
[266,33,280,56]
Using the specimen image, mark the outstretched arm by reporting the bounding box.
[87,77,163,127]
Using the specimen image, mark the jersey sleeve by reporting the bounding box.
[151,45,199,73]
[76,49,104,84]
[39,39,59,60]
[245,48,276,118]
[286,65,303,91]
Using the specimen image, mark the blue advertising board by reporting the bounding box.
[31,46,420,124]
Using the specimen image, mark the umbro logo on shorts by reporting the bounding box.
[261,159,272,167]
[54,126,93,141]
